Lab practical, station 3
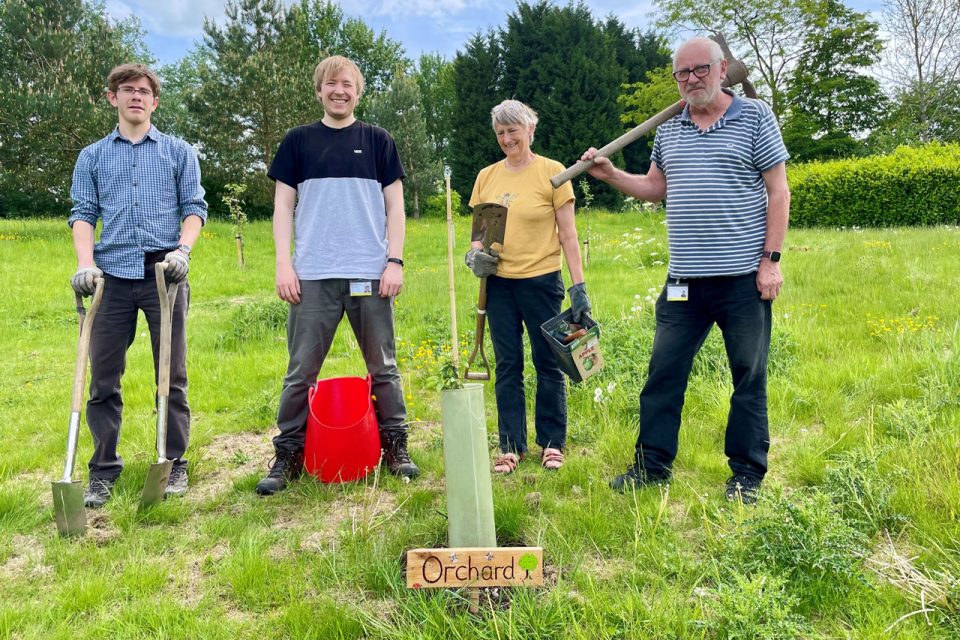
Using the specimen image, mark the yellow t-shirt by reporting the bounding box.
[468,155,575,279]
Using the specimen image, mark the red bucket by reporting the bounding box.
[304,376,382,483]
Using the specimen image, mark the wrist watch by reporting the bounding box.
[762,250,781,262]
[176,244,192,255]
[387,257,404,267]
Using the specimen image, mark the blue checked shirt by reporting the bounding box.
[68,125,208,279]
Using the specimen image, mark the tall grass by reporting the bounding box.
[1,215,958,638]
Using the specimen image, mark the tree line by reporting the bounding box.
[1,0,958,219]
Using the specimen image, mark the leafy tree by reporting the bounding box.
[367,68,441,219]
[654,0,813,120]
[173,0,407,218]
[618,64,678,156]
[782,0,887,161]
[414,53,455,160]
[449,32,503,205]
[449,2,668,210]
[0,0,149,216]
[880,0,960,142]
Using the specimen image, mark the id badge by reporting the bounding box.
[666,280,688,302]
[349,281,373,297]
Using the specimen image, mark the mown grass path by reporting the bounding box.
[1,215,958,638]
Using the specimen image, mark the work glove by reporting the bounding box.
[567,282,592,324]
[70,266,103,296]
[464,248,499,278]
[163,250,190,283]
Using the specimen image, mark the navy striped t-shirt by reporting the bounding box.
[650,91,789,278]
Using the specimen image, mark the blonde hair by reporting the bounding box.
[313,56,365,97]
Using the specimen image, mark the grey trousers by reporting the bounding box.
[273,279,407,452]
[87,272,190,480]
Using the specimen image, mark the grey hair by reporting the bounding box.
[491,99,539,130]
[673,37,725,68]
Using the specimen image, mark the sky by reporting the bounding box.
[105,0,887,67]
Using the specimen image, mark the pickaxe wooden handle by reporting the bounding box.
[551,33,754,188]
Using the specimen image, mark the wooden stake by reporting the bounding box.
[445,170,460,369]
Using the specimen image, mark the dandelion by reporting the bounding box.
[634,294,641,299]
[607,382,616,394]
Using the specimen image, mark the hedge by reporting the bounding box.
[787,143,960,227]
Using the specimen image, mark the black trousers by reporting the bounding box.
[636,273,771,479]
[87,261,190,480]
[486,271,566,455]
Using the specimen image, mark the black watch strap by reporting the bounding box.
[387,257,404,267]
[762,250,781,262]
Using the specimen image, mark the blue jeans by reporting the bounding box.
[636,273,771,479]
[274,279,406,452]
[486,271,566,455]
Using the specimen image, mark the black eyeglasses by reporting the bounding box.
[672,63,717,82]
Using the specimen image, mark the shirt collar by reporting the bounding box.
[109,124,160,143]
[680,88,743,124]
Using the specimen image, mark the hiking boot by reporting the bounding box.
[609,464,670,493]
[84,477,115,508]
[165,465,189,497]
[381,431,420,480]
[725,473,762,504]
[256,448,304,496]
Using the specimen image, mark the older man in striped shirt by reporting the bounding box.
[68,63,207,508]
[582,37,790,504]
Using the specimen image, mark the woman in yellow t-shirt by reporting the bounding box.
[466,99,591,474]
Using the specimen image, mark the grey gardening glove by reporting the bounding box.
[568,282,592,324]
[464,248,499,278]
[163,250,190,283]
[70,266,103,296]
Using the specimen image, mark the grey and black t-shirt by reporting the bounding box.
[268,120,405,280]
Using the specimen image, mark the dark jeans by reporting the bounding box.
[636,272,771,479]
[486,271,566,454]
[273,279,406,452]
[87,261,190,480]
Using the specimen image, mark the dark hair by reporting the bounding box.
[107,63,161,97]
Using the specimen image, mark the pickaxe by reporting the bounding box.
[551,33,757,188]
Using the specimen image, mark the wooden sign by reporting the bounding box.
[406,547,544,588]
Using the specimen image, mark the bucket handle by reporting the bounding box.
[306,375,374,430]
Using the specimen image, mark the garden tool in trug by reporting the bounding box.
[551,32,757,188]
[463,202,508,381]
[139,262,179,510]
[52,278,105,537]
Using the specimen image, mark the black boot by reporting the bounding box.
[380,430,419,480]
[256,448,304,495]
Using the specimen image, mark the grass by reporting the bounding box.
[1,213,959,638]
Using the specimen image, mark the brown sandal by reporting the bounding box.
[541,447,564,470]
[493,452,523,474]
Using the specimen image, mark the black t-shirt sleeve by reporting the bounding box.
[377,129,405,187]
[268,128,301,188]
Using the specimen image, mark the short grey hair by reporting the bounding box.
[673,37,725,68]
[491,99,539,130]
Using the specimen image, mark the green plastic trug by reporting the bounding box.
[441,383,497,548]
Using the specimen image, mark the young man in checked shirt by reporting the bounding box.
[68,63,207,507]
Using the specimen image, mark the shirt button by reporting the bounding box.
[135,203,140,207]
[133,181,138,186]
